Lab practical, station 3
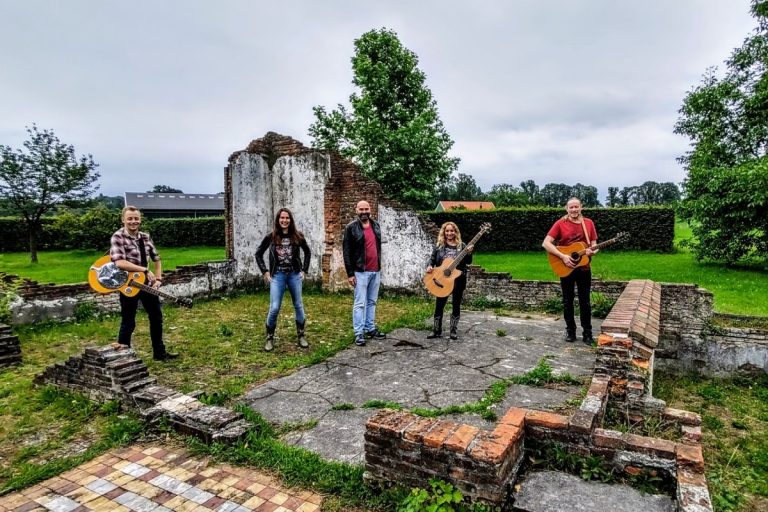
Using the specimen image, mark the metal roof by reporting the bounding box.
[124,192,225,211]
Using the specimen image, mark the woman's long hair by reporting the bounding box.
[271,208,305,245]
[436,222,463,248]
[560,197,583,221]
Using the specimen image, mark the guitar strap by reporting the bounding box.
[580,219,591,246]
[137,236,148,268]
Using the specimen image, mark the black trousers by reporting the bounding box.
[560,267,592,335]
[118,291,166,356]
[434,275,467,318]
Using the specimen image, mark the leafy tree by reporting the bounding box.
[150,185,183,193]
[629,181,681,205]
[92,194,124,210]
[606,187,621,207]
[0,125,99,262]
[519,179,542,205]
[540,183,573,207]
[570,183,601,207]
[435,173,484,202]
[674,0,768,263]
[486,184,528,207]
[309,28,459,210]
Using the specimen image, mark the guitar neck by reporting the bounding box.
[447,230,486,271]
[576,236,620,256]
[130,280,182,304]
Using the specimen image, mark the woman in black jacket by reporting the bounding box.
[425,222,473,340]
[256,208,311,351]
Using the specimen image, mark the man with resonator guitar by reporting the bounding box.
[108,206,179,361]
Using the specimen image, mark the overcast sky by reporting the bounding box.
[0,1,757,202]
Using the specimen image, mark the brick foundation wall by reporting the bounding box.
[35,344,251,443]
[0,323,22,368]
[365,279,713,511]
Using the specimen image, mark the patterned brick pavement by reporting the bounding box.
[0,444,322,512]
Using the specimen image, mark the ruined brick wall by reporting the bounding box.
[6,260,236,325]
[0,323,22,368]
[226,133,436,291]
[464,267,627,308]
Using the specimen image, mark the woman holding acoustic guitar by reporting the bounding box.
[425,222,474,340]
[256,208,311,352]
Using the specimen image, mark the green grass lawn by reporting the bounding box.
[0,247,226,284]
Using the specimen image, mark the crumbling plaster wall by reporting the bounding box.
[226,133,436,292]
[229,150,330,281]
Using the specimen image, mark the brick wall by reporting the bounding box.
[0,323,22,368]
[365,279,713,510]
[35,344,251,443]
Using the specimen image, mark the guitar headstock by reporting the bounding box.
[480,222,492,233]
[614,231,629,242]
[177,297,194,309]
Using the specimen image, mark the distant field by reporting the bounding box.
[0,247,226,284]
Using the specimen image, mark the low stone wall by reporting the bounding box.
[0,323,22,368]
[35,344,251,443]
[466,269,768,377]
[6,260,237,325]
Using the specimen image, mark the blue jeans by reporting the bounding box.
[266,271,305,329]
[353,271,380,336]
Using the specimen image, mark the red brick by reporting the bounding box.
[677,467,707,487]
[469,432,510,464]
[663,407,701,426]
[677,444,705,472]
[403,417,438,443]
[568,410,595,434]
[681,425,702,445]
[422,421,459,449]
[597,334,615,346]
[367,410,418,438]
[631,358,650,370]
[624,433,676,459]
[587,378,608,398]
[492,424,523,446]
[593,428,625,449]
[525,410,569,430]
[444,424,480,453]
[498,407,527,428]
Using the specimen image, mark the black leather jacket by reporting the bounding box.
[430,243,473,272]
[342,219,382,277]
[256,234,311,275]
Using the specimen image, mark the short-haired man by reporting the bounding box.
[110,206,178,361]
[343,200,386,346]
[542,197,598,344]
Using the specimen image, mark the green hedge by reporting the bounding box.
[425,206,675,252]
[0,213,225,252]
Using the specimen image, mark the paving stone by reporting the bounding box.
[514,470,675,512]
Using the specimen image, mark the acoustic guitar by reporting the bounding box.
[88,255,193,308]
[547,232,628,278]
[423,223,491,298]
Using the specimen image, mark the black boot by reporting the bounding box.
[582,330,594,345]
[565,330,576,343]
[426,315,443,339]
[296,321,309,348]
[449,315,460,340]
[264,325,275,352]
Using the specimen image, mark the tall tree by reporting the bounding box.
[674,0,768,263]
[519,179,542,205]
[309,28,459,210]
[0,125,99,262]
[485,184,528,207]
[150,185,183,193]
[606,187,621,207]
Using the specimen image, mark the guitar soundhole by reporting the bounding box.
[443,269,452,277]
[570,253,580,261]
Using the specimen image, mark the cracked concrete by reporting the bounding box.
[243,311,598,464]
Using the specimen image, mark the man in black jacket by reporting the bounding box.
[343,200,386,346]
